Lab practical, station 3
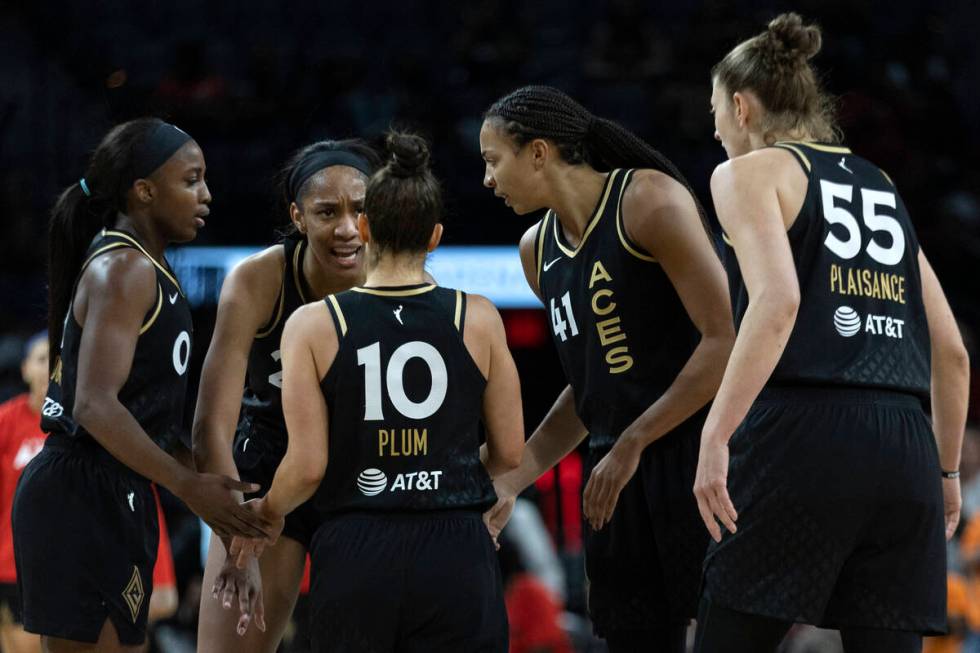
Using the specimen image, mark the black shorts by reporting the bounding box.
[308,510,507,653]
[583,413,708,635]
[12,435,158,645]
[0,582,22,626]
[234,429,318,549]
[702,386,946,634]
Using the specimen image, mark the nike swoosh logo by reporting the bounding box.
[542,257,562,271]
[169,291,179,304]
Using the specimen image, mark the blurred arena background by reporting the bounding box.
[0,1,978,651]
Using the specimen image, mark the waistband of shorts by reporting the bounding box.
[322,508,483,523]
[756,384,924,408]
[43,433,149,481]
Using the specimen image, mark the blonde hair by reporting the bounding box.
[712,13,841,144]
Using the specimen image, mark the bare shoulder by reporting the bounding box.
[464,293,504,334]
[219,243,286,307]
[286,300,331,333]
[711,148,797,191]
[83,248,157,299]
[518,221,541,257]
[622,169,697,218]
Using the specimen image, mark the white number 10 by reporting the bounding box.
[357,341,448,421]
[820,180,905,266]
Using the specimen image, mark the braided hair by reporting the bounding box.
[484,85,707,225]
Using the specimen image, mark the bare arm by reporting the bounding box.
[702,156,800,444]
[920,249,970,538]
[582,172,735,528]
[73,251,268,538]
[465,294,524,478]
[192,250,283,479]
[265,303,335,519]
[694,152,801,542]
[617,172,734,448]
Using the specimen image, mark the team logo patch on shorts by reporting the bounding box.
[122,566,144,623]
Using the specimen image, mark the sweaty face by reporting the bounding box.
[710,81,752,160]
[148,141,212,242]
[21,339,49,398]
[295,165,367,284]
[479,121,544,215]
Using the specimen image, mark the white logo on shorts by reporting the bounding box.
[357,469,388,496]
[833,306,862,337]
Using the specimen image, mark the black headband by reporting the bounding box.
[287,150,374,203]
[134,122,193,178]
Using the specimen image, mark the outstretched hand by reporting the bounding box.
[180,474,273,540]
[229,497,284,569]
[212,554,266,636]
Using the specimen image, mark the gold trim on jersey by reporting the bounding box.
[722,232,734,248]
[255,284,285,339]
[535,214,549,287]
[139,284,163,335]
[327,294,348,336]
[614,171,656,262]
[454,289,463,330]
[551,169,621,258]
[351,285,437,297]
[779,141,852,155]
[772,143,812,172]
[292,239,309,303]
[80,242,131,271]
[879,169,895,186]
[103,230,183,291]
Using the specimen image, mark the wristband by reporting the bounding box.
[942,470,960,479]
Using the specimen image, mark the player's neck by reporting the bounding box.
[759,128,817,149]
[548,166,608,247]
[301,244,363,298]
[364,253,427,287]
[112,212,167,261]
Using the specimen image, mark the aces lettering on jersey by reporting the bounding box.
[357,341,444,458]
[549,260,634,375]
[821,180,908,306]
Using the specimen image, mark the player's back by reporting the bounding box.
[315,283,496,515]
[730,141,930,396]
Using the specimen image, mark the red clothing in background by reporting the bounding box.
[0,394,45,583]
[506,573,572,653]
[151,485,176,588]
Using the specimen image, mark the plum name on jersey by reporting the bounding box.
[589,260,634,374]
[829,263,906,305]
[377,428,428,457]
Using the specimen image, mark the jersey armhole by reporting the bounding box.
[139,284,164,335]
[453,289,467,331]
[534,213,549,287]
[255,282,286,339]
[325,295,348,339]
[615,169,657,262]
[771,143,813,174]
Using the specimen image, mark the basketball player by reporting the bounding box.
[232,131,524,652]
[693,14,969,653]
[480,86,735,652]
[194,139,381,648]
[0,333,47,653]
[12,119,270,652]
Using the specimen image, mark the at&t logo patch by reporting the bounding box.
[833,306,862,337]
[357,468,388,496]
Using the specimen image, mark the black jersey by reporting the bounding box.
[237,235,310,458]
[535,169,701,449]
[315,284,495,514]
[41,229,193,454]
[727,142,931,396]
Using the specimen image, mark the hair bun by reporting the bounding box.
[764,13,822,65]
[385,132,430,178]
